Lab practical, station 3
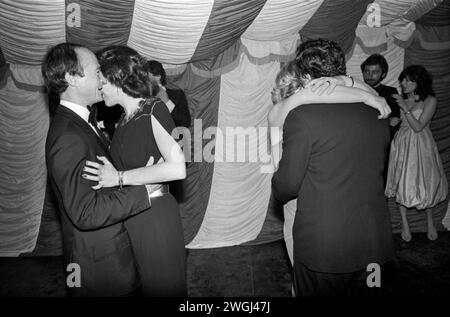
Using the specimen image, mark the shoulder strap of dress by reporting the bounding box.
[149,98,159,116]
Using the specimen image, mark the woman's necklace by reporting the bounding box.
[123,103,143,123]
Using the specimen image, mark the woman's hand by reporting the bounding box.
[305,77,345,96]
[82,156,118,190]
[393,94,414,113]
[365,95,391,119]
[157,86,170,103]
[389,117,401,127]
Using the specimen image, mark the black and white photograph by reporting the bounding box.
[0,0,450,307]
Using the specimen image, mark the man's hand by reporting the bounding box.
[366,95,391,119]
[389,117,400,127]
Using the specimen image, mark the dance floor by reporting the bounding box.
[1,232,449,297]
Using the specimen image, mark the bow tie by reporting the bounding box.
[87,105,97,126]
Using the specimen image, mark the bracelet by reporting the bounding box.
[118,171,124,190]
[349,76,354,87]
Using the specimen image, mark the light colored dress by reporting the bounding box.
[385,101,448,209]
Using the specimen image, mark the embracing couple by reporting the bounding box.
[43,43,187,296]
[269,39,395,296]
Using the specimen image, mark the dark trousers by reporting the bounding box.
[293,262,382,297]
[384,125,399,187]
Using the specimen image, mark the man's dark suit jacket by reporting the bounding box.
[166,88,190,202]
[167,88,191,128]
[46,105,151,296]
[272,103,395,273]
[375,84,400,136]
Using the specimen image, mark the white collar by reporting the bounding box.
[60,100,90,124]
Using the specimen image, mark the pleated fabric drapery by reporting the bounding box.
[416,0,450,26]
[128,0,215,64]
[190,0,266,62]
[0,76,49,256]
[0,0,448,255]
[0,0,63,256]
[168,67,222,245]
[65,0,136,52]
[300,0,374,54]
[0,0,66,65]
[242,0,324,41]
[187,52,279,248]
[359,0,443,26]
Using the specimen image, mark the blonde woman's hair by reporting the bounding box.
[271,61,307,104]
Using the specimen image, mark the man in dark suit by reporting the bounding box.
[361,54,400,184]
[272,39,395,296]
[43,43,152,296]
[146,60,191,202]
[146,60,191,129]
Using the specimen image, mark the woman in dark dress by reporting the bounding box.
[82,46,187,296]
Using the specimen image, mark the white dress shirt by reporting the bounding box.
[60,100,99,136]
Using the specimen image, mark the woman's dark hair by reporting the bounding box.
[399,65,434,101]
[42,42,85,94]
[96,45,159,99]
[295,39,346,79]
[146,60,167,86]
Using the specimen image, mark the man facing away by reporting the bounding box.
[43,43,152,296]
[272,39,395,296]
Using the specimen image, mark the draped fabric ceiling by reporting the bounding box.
[1,0,449,256]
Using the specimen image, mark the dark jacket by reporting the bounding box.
[167,88,191,128]
[272,103,394,273]
[46,105,150,296]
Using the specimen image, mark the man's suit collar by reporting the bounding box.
[56,105,110,153]
[60,100,90,124]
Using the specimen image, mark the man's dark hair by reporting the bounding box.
[146,60,167,86]
[360,54,389,74]
[399,65,435,101]
[295,39,346,79]
[42,43,85,95]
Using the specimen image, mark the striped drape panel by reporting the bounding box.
[0,0,62,256]
[187,52,280,248]
[0,0,65,65]
[0,75,49,256]
[168,66,222,244]
[359,0,444,26]
[300,0,374,54]
[416,0,450,26]
[242,0,324,41]
[190,0,266,62]
[0,0,449,256]
[128,0,214,63]
[65,0,136,52]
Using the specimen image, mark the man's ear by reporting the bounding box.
[381,72,387,81]
[64,72,76,87]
